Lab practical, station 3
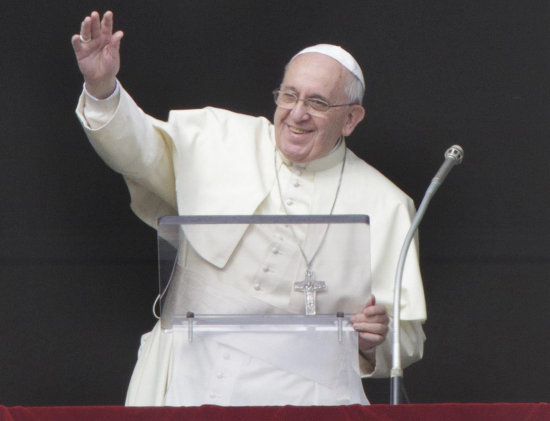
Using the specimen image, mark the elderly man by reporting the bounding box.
[72,11,426,406]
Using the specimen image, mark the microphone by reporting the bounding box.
[390,145,464,405]
[428,145,464,195]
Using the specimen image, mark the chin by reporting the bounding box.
[279,143,310,163]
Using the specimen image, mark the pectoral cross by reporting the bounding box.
[294,270,327,315]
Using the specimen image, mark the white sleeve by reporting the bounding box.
[81,80,121,129]
[75,83,178,226]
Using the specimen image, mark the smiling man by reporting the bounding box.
[73,11,426,406]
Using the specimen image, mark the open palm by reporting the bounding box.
[71,11,123,98]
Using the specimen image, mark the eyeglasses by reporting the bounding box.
[272,89,357,115]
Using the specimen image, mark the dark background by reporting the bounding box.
[1,0,548,405]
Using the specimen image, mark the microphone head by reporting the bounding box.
[445,145,464,164]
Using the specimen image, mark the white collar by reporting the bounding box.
[278,138,346,173]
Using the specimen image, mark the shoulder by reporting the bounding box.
[339,148,415,213]
[346,149,410,200]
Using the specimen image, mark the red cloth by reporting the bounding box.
[2,403,549,421]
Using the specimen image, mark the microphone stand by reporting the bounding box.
[390,145,464,405]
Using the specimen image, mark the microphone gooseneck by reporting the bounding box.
[390,145,464,405]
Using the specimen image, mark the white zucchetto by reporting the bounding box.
[291,44,364,88]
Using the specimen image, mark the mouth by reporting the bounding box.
[288,125,313,135]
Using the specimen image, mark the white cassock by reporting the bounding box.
[76,82,426,406]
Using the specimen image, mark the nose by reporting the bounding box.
[289,99,311,121]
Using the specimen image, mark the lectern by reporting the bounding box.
[155,215,372,406]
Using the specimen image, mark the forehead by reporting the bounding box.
[282,53,348,98]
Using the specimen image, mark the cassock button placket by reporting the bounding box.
[208,345,241,406]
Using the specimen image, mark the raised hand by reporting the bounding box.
[71,11,123,99]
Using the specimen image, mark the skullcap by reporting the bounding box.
[291,44,364,88]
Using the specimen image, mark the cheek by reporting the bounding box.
[274,107,287,125]
[326,115,347,138]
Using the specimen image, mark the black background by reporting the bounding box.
[0,0,548,405]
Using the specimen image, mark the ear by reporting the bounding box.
[341,105,365,137]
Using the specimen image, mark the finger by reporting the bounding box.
[101,10,114,36]
[358,331,386,349]
[80,16,92,42]
[351,312,387,324]
[354,321,389,336]
[90,11,101,39]
[363,302,388,315]
[358,330,387,342]
[71,34,82,52]
[365,314,390,325]
[350,311,366,323]
[351,311,386,325]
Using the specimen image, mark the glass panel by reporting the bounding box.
[157,215,370,330]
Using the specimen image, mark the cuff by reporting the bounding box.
[83,79,120,101]
[79,80,121,129]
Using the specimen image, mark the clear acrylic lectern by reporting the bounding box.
[156,215,372,406]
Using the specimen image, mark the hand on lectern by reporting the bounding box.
[71,10,123,99]
[351,295,390,354]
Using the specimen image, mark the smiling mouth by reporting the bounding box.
[288,126,311,135]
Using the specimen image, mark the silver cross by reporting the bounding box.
[294,270,327,315]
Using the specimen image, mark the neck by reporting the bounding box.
[278,137,346,171]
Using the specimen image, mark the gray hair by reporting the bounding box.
[344,72,365,105]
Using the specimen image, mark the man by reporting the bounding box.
[72,11,426,406]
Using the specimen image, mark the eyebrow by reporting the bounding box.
[281,85,330,102]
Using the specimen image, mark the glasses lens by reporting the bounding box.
[306,98,330,112]
[274,91,297,109]
[273,90,331,115]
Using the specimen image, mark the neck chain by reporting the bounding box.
[274,141,347,305]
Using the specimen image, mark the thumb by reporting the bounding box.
[111,30,124,50]
[363,294,375,309]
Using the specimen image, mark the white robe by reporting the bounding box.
[76,84,426,406]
